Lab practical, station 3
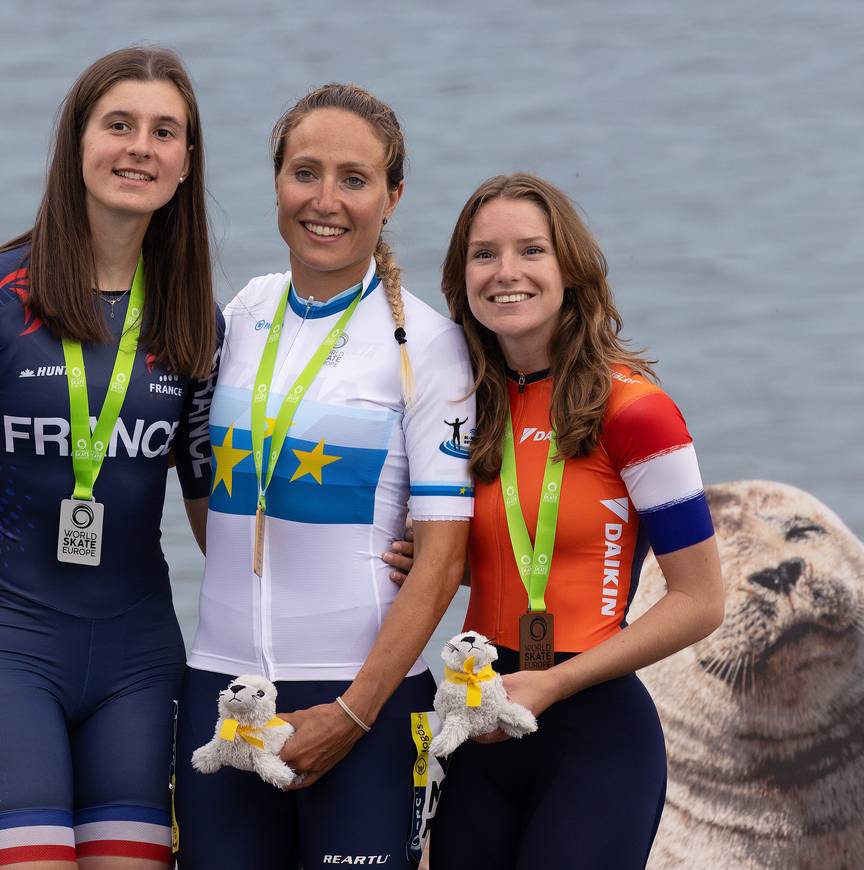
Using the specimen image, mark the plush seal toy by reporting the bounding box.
[429,631,537,757]
[630,481,864,869]
[191,674,298,788]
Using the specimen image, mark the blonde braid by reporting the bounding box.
[375,236,414,404]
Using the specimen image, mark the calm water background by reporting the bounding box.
[1,1,860,670]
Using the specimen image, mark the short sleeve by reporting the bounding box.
[403,323,475,521]
[174,307,225,499]
[602,391,714,555]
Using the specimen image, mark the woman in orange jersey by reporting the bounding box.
[425,174,722,869]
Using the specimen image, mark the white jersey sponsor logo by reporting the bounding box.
[18,365,67,378]
[600,498,629,616]
[520,427,553,444]
[322,856,390,865]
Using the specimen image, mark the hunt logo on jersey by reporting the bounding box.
[600,498,629,616]
[439,418,473,459]
[520,427,553,444]
[18,364,67,378]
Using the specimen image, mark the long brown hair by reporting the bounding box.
[0,47,215,378]
[270,83,414,401]
[442,173,655,482]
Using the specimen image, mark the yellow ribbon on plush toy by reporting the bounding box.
[443,655,496,708]
[219,717,285,749]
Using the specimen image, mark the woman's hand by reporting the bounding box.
[382,518,414,585]
[277,702,366,789]
[472,668,558,744]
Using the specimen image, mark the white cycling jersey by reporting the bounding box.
[188,259,476,681]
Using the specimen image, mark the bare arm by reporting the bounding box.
[183,497,208,555]
[279,519,469,786]
[383,520,470,586]
[478,536,724,739]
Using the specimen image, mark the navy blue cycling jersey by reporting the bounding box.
[0,246,221,617]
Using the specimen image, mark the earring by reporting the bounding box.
[179,175,186,182]
[382,217,388,226]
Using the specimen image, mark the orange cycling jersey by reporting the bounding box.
[465,367,714,653]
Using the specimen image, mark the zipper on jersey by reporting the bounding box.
[257,294,315,681]
[518,372,526,393]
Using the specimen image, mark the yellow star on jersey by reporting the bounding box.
[212,425,252,497]
[290,439,342,484]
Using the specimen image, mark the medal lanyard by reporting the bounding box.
[251,280,364,513]
[61,255,145,501]
[500,409,565,612]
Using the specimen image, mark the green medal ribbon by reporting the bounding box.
[251,281,364,512]
[500,409,565,612]
[61,255,145,501]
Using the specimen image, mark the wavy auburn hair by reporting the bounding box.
[442,173,655,483]
[1,46,215,378]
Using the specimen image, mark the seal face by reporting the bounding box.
[631,481,864,869]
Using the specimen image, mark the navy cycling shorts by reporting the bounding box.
[175,665,436,870]
[0,587,184,865]
[430,649,667,870]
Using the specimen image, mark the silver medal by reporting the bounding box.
[57,499,104,566]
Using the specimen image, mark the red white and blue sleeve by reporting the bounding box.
[602,391,714,555]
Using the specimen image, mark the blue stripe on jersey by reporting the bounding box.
[410,484,474,497]
[74,805,170,826]
[287,274,380,318]
[639,491,714,555]
[209,426,388,524]
[0,808,74,829]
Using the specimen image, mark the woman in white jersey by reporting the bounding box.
[174,84,475,869]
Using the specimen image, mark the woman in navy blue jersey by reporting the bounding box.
[0,47,218,869]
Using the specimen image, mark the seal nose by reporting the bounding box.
[229,684,246,694]
[749,558,804,594]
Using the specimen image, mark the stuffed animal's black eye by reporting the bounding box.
[256,690,265,697]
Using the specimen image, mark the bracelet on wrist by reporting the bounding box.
[335,695,371,733]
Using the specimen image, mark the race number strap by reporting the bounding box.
[500,410,565,612]
[250,281,366,512]
[61,255,145,501]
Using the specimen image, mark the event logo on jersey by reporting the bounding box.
[0,269,43,336]
[324,330,349,367]
[600,497,629,616]
[439,418,473,459]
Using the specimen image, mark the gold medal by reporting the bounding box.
[519,611,555,670]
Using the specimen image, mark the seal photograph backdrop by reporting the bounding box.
[1,2,860,867]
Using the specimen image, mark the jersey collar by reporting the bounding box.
[505,366,551,385]
[287,258,380,319]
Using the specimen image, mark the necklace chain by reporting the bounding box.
[95,287,132,319]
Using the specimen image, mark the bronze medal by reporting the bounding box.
[253,507,266,576]
[519,611,554,670]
